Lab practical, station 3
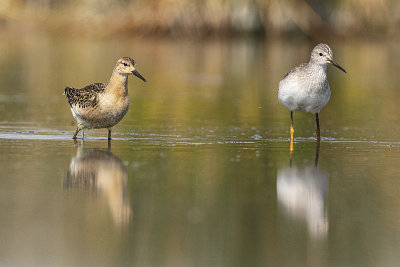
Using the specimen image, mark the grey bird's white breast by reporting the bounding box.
[278,65,331,114]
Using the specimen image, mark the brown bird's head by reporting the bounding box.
[115,57,146,82]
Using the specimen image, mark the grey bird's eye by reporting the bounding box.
[319,53,323,56]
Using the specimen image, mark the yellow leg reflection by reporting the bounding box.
[278,135,328,239]
[289,136,294,163]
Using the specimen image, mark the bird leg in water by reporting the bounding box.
[316,113,320,140]
[73,128,80,139]
[315,137,320,167]
[108,128,112,140]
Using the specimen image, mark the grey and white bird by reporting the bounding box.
[278,43,346,142]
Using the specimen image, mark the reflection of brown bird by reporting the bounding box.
[64,57,146,140]
[64,148,132,225]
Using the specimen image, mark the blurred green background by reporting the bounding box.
[1,1,400,267]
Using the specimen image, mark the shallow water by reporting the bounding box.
[0,34,400,266]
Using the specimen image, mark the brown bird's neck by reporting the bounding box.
[106,70,129,97]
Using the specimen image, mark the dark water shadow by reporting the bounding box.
[64,141,132,226]
[277,140,329,239]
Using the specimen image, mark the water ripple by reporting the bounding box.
[0,130,399,148]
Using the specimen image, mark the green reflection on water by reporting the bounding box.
[0,34,400,266]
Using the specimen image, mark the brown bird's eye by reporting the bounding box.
[123,62,128,67]
[319,53,323,56]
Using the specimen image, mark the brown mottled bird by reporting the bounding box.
[64,57,146,140]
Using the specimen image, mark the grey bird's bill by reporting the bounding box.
[132,70,147,82]
[328,59,347,74]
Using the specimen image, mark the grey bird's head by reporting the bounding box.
[310,43,346,74]
[115,57,147,82]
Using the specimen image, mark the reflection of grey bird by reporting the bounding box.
[277,166,328,239]
[278,44,346,140]
[64,57,146,140]
[64,148,132,225]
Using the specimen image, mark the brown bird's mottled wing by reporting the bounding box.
[64,83,106,109]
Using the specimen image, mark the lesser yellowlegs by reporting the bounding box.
[278,43,346,144]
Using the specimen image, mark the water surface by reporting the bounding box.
[0,34,399,266]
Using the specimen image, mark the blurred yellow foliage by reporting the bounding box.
[0,0,398,38]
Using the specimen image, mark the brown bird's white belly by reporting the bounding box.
[73,94,129,129]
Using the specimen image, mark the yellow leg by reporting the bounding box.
[290,124,295,140]
[290,111,294,153]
